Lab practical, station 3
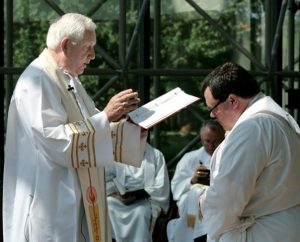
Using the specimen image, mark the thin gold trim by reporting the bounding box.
[66,124,76,168]
[72,122,81,168]
[119,121,125,162]
[86,119,97,167]
[114,122,120,161]
[82,120,92,167]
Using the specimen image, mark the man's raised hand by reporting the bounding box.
[103,89,140,122]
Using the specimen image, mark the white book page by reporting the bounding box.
[128,87,200,129]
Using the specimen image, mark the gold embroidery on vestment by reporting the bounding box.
[119,121,125,162]
[68,119,97,168]
[81,120,91,167]
[114,122,120,162]
[87,119,97,167]
[88,203,101,241]
[67,123,76,168]
[187,214,195,228]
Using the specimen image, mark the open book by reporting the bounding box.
[127,87,200,129]
[113,178,150,199]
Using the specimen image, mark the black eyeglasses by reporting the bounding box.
[208,100,223,113]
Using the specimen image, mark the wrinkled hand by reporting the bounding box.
[191,165,210,186]
[103,89,140,122]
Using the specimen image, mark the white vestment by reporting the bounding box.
[105,143,170,242]
[3,48,144,242]
[167,147,211,242]
[200,93,300,242]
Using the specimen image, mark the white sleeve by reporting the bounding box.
[16,74,113,168]
[145,146,170,213]
[171,153,194,201]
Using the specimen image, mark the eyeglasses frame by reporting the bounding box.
[208,100,223,113]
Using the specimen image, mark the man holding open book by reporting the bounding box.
[105,142,170,242]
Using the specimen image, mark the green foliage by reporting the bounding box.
[160,11,235,69]
[9,0,254,130]
[93,20,119,68]
[13,21,48,67]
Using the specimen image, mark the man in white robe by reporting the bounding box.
[200,62,300,242]
[3,13,144,242]
[105,143,170,242]
[167,120,225,242]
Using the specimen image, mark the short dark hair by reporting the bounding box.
[201,62,260,102]
[200,119,225,139]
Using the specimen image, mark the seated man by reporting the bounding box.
[105,142,170,242]
[167,119,225,242]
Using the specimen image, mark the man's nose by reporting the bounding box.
[89,47,95,60]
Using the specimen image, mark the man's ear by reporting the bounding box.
[61,37,69,53]
[228,94,238,106]
[228,94,245,110]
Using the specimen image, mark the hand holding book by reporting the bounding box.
[111,194,140,206]
[113,178,150,201]
[191,165,210,185]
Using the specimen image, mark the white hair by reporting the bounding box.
[46,13,97,49]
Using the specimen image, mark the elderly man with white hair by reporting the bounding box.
[3,13,145,242]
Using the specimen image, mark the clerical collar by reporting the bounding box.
[247,92,265,108]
